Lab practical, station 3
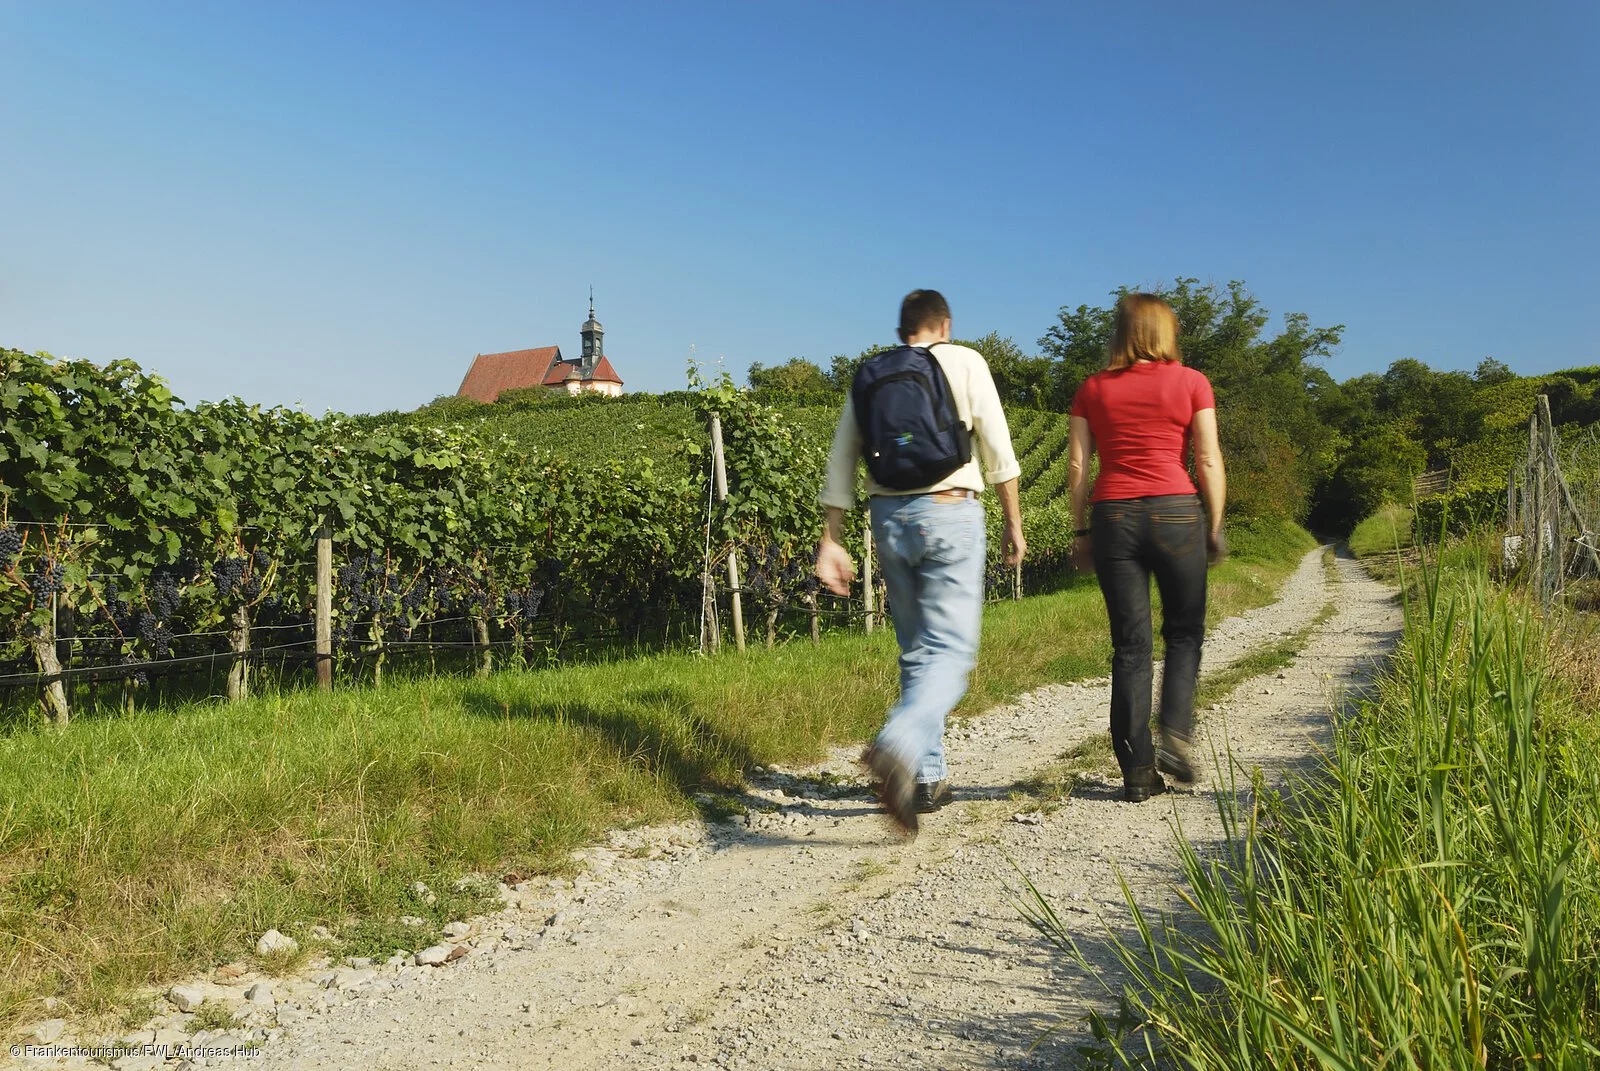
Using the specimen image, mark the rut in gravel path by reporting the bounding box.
[107,548,1400,1071]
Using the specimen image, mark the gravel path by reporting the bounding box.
[14,549,1402,1071]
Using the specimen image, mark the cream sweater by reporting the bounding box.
[818,341,1021,510]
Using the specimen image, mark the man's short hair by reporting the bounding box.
[898,289,951,343]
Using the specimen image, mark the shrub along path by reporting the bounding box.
[9,544,1389,1069]
[53,546,1383,1071]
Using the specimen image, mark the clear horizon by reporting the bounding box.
[3,2,1596,414]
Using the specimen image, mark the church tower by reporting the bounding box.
[580,290,603,373]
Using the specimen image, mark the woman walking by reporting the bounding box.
[1067,293,1227,802]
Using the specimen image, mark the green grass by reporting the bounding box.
[1026,543,1600,1067]
[0,523,1311,1031]
[1348,501,1415,559]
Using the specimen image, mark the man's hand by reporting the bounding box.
[815,536,856,596]
[1207,526,1229,566]
[1002,518,1026,567]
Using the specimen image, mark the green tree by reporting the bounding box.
[746,357,831,395]
[824,344,894,391]
[1036,302,1114,408]
[957,332,1052,409]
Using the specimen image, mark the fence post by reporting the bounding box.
[1527,411,1544,602]
[32,591,69,726]
[863,529,875,634]
[226,604,251,701]
[805,590,820,645]
[709,413,746,652]
[315,523,332,690]
[473,616,492,678]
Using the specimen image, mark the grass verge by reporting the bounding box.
[1026,542,1600,1066]
[0,520,1312,1032]
[1347,501,1414,559]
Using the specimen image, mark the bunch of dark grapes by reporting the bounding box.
[501,586,544,627]
[136,610,173,658]
[744,541,811,601]
[401,575,432,617]
[149,567,184,621]
[336,551,386,618]
[336,551,416,638]
[120,652,150,686]
[213,557,247,600]
[252,547,271,571]
[29,556,67,599]
[96,583,134,629]
[0,524,22,571]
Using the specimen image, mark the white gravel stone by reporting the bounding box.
[334,968,377,990]
[413,945,455,967]
[245,982,275,1006]
[168,984,206,1012]
[255,930,298,956]
[28,1017,66,1044]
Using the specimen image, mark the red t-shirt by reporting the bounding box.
[1070,361,1215,502]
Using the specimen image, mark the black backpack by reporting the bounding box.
[851,345,973,491]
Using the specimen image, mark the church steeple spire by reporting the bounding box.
[580,290,604,371]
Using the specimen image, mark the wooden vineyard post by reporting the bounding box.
[1013,560,1022,601]
[1528,410,1545,602]
[702,576,721,654]
[473,616,492,678]
[709,413,746,653]
[315,523,333,690]
[226,604,251,701]
[806,590,820,645]
[33,591,69,726]
[1537,395,1600,584]
[863,529,875,634]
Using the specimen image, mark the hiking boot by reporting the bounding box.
[1156,733,1196,785]
[1123,766,1168,803]
[914,780,953,814]
[861,746,919,837]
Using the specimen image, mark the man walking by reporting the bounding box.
[814,289,1025,836]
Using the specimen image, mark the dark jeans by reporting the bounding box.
[1091,494,1208,775]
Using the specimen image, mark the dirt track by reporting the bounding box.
[19,548,1402,1071]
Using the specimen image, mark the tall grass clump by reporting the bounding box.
[1029,545,1600,1067]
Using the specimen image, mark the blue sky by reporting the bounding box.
[3,2,1595,414]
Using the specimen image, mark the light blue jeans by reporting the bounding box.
[869,494,987,784]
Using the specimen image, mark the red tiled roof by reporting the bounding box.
[589,356,624,384]
[542,360,581,386]
[539,355,626,387]
[457,347,562,403]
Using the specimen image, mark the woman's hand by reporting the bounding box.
[1072,533,1095,574]
[1207,526,1229,566]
